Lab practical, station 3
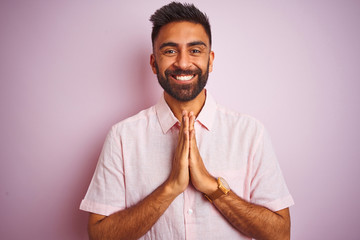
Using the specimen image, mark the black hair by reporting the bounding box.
[149,2,212,48]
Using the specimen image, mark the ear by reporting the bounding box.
[150,54,157,74]
[208,51,215,73]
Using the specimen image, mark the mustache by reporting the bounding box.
[165,68,202,77]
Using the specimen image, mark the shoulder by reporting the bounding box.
[215,103,265,132]
[110,105,158,135]
[213,104,270,154]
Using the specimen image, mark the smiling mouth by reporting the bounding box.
[172,74,195,81]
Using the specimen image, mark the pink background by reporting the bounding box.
[1,1,359,239]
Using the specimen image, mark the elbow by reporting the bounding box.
[88,222,99,240]
[275,208,291,240]
[264,226,290,240]
[279,230,290,240]
[266,216,291,240]
[278,218,291,240]
[88,214,107,240]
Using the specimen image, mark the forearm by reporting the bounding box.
[88,183,177,240]
[213,191,290,240]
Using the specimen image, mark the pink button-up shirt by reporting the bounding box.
[80,91,294,239]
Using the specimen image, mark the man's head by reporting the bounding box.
[149,2,214,102]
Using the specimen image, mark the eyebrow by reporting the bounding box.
[188,41,207,47]
[159,41,207,50]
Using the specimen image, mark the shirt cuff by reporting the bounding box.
[79,199,123,216]
[262,195,295,212]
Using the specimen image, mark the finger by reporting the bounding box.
[183,112,190,149]
[183,111,189,135]
[189,123,200,163]
[188,112,196,149]
[178,110,187,142]
[189,111,195,133]
[189,112,197,148]
[179,118,190,169]
[177,111,190,158]
[189,129,196,153]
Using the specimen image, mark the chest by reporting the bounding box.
[121,124,252,205]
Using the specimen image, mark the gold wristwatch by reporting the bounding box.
[204,177,230,203]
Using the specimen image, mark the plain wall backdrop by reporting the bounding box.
[1,0,359,239]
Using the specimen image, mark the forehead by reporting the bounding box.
[154,21,209,48]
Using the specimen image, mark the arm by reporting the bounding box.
[88,182,176,240]
[187,112,291,240]
[213,192,290,240]
[88,112,191,240]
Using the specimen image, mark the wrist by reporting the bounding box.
[204,177,231,203]
[201,176,218,196]
[162,182,179,200]
[163,179,186,199]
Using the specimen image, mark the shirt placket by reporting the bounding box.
[183,121,203,240]
[183,184,197,240]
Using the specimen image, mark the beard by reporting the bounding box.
[155,60,210,102]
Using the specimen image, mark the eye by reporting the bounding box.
[190,48,203,56]
[163,49,177,55]
[191,49,201,54]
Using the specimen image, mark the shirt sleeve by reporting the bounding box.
[79,125,126,216]
[250,127,294,211]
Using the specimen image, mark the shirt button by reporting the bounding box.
[187,209,193,215]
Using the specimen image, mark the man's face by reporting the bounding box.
[150,21,214,102]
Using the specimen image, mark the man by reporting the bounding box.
[80,2,294,240]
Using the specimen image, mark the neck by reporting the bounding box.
[164,90,206,121]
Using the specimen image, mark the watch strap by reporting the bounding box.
[204,177,230,203]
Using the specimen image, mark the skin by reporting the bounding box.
[88,21,291,240]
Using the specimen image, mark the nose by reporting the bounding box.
[174,51,191,70]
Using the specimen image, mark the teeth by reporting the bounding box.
[175,75,194,81]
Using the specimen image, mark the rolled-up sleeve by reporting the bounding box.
[250,128,294,211]
[80,125,125,216]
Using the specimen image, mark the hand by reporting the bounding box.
[165,111,190,196]
[188,112,217,195]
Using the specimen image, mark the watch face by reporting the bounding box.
[219,177,230,190]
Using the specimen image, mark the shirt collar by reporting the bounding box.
[196,91,217,131]
[155,93,179,134]
[155,90,217,134]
